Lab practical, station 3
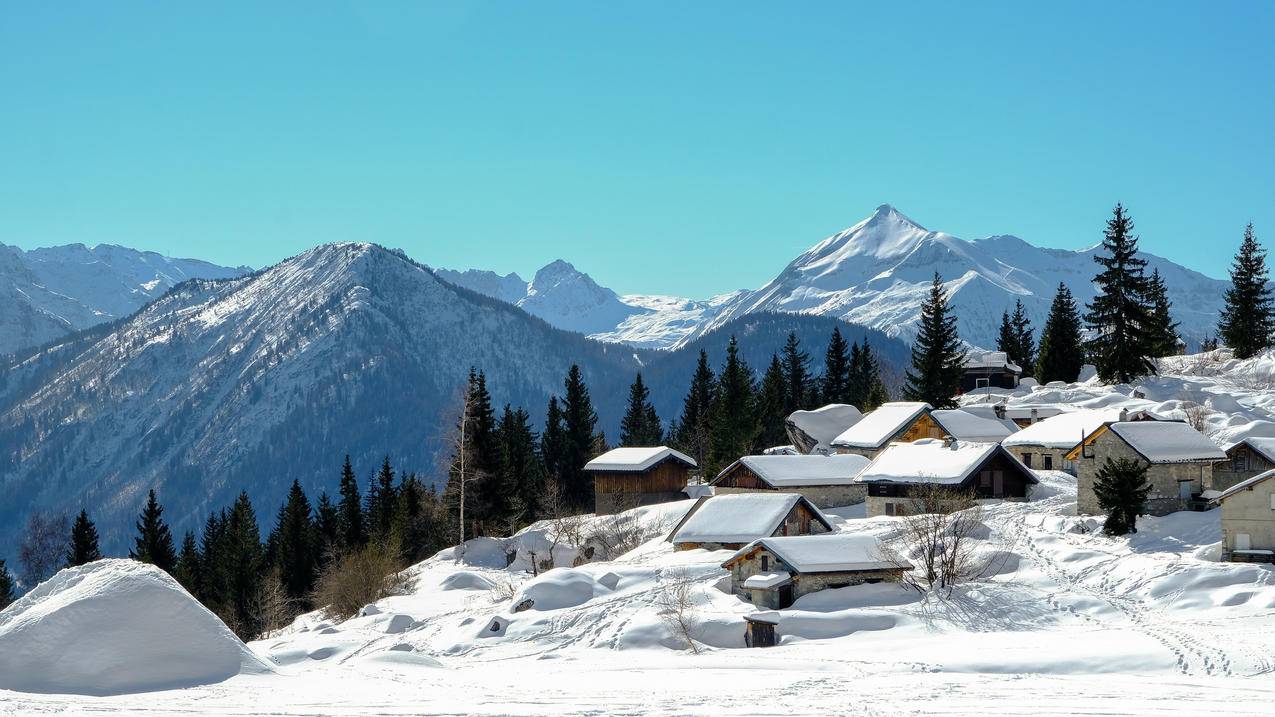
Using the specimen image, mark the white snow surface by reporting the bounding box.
[6,472,1275,714]
[729,454,871,486]
[729,534,908,573]
[671,493,820,545]
[584,446,696,472]
[932,407,1019,442]
[1109,421,1227,463]
[1002,408,1120,448]
[0,559,268,696]
[855,439,1011,485]
[830,401,931,449]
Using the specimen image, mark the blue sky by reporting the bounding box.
[2,2,1272,297]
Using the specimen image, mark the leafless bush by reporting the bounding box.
[312,540,409,620]
[892,486,997,597]
[656,569,700,654]
[586,495,645,561]
[252,568,297,639]
[536,479,587,573]
[490,572,519,602]
[1183,403,1212,432]
[18,511,70,586]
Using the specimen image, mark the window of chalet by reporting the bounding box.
[979,472,992,488]
[885,503,896,516]
[1043,455,1054,470]
[761,555,769,571]
[1022,453,1032,468]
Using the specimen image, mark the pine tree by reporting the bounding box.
[858,338,890,410]
[222,491,264,637]
[130,489,178,574]
[903,273,967,408]
[708,336,758,474]
[1219,223,1274,359]
[274,480,317,602]
[367,457,398,544]
[1085,203,1155,383]
[996,310,1018,363]
[0,559,15,610]
[780,331,813,415]
[541,396,566,490]
[822,327,852,405]
[756,354,789,449]
[337,454,366,551]
[560,364,600,511]
[1035,283,1086,383]
[314,491,341,561]
[619,373,662,446]
[495,405,543,529]
[453,369,499,532]
[671,350,716,469]
[1144,269,1180,357]
[66,509,102,567]
[175,531,201,594]
[1093,457,1152,536]
[198,509,228,609]
[1010,300,1036,376]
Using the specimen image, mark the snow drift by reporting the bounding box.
[0,559,269,695]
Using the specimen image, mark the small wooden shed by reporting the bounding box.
[584,446,697,515]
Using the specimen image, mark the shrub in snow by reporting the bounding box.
[0,559,269,695]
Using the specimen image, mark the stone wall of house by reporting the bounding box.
[729,545,906,608]
[865,494,1026,518]
[1213,447,1275,492]
[711,484,865,508]
[1074,432,1213,516]
[1007,443,1077,474]
[1219,481,1275,554]
[793,569,906,597]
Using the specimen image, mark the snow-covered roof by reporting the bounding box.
[583,446,696,472]
[785,404,864,454]
[719,454,872,487]
[670,493,827,545]
[1211,469,1275,503]
[830,402,931,449]
[1230,437,1275,465]
[725,534,910,573]
[1107,421,1225,464]
[964,350,1022,373]
[1002,409,1119,449]
[932,408,1018,443]
[854,439,1036,486]
[742,572,792,589]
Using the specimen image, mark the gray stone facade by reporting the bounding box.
[726,544,905,609]
[711,484,865,509]
[1074,431,1214,516]
[1007,443,1076,474]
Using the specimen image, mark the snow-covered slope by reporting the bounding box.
[0,242,249,355]
[0,243,644,557]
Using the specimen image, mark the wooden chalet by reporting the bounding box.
[960,351,1021,393]
[667,493,831,551]
[854,438,1038,517]
[1214,438,1275,492]
[710,454,871,508]
[830,402,944,459]
[583,446,697,515]
[722,534,910,609]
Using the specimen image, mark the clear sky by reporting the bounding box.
[2,2,1272,297]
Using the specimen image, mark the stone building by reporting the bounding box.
[584,446,697,515]
[830,402,944,459]
[709,454,871,508]
[1003,409,1118,474]
[667,493,831,551]
[1213,438,1275,492]
[1210,469,1275,562]
[960,350,1021,393]
[853,438,1038,518]
[721,534,911,609]
[1068,421,1225,516]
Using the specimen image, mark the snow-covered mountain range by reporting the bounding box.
[442,205,1229,350]
[0,242,249,356]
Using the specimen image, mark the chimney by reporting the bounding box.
[1119,408,1129,422]
[1030,408,1039,424]
[993,404,1006,420]
[943,436,956,449]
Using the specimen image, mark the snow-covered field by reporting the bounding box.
[5,470,1275,715]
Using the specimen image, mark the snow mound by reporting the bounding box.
[510,568,610,612]
[0,559,269,695]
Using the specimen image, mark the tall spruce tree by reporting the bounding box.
[858,338,891,410]
[560,364,600,511]
[996,310,1018,362]
[780,332,814,414]
[0,559,15,610]
[495,405,543,528]
[66,509,102,567]
[708,336,759,474]
[619,373,663,446]
[671,350,716,469]
[174,530,201,594]
[222,491,264,638]
[274,480,317,602]
[367,457,398,544]
[822,327,852,405]
[1093,457,1152,536]
[463,369,500,528]
[314,491,341,561]
[756,354,789,449]
[337,455,366,550]
[1219,223,1274,359]
[1085,203,1155,383]
[541,396,566,490]
[130,490,178,573]
[903,273,967,408]
[1010,300,1036,376]
[1035,283,1085,383]
[1143,269,1179,357]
